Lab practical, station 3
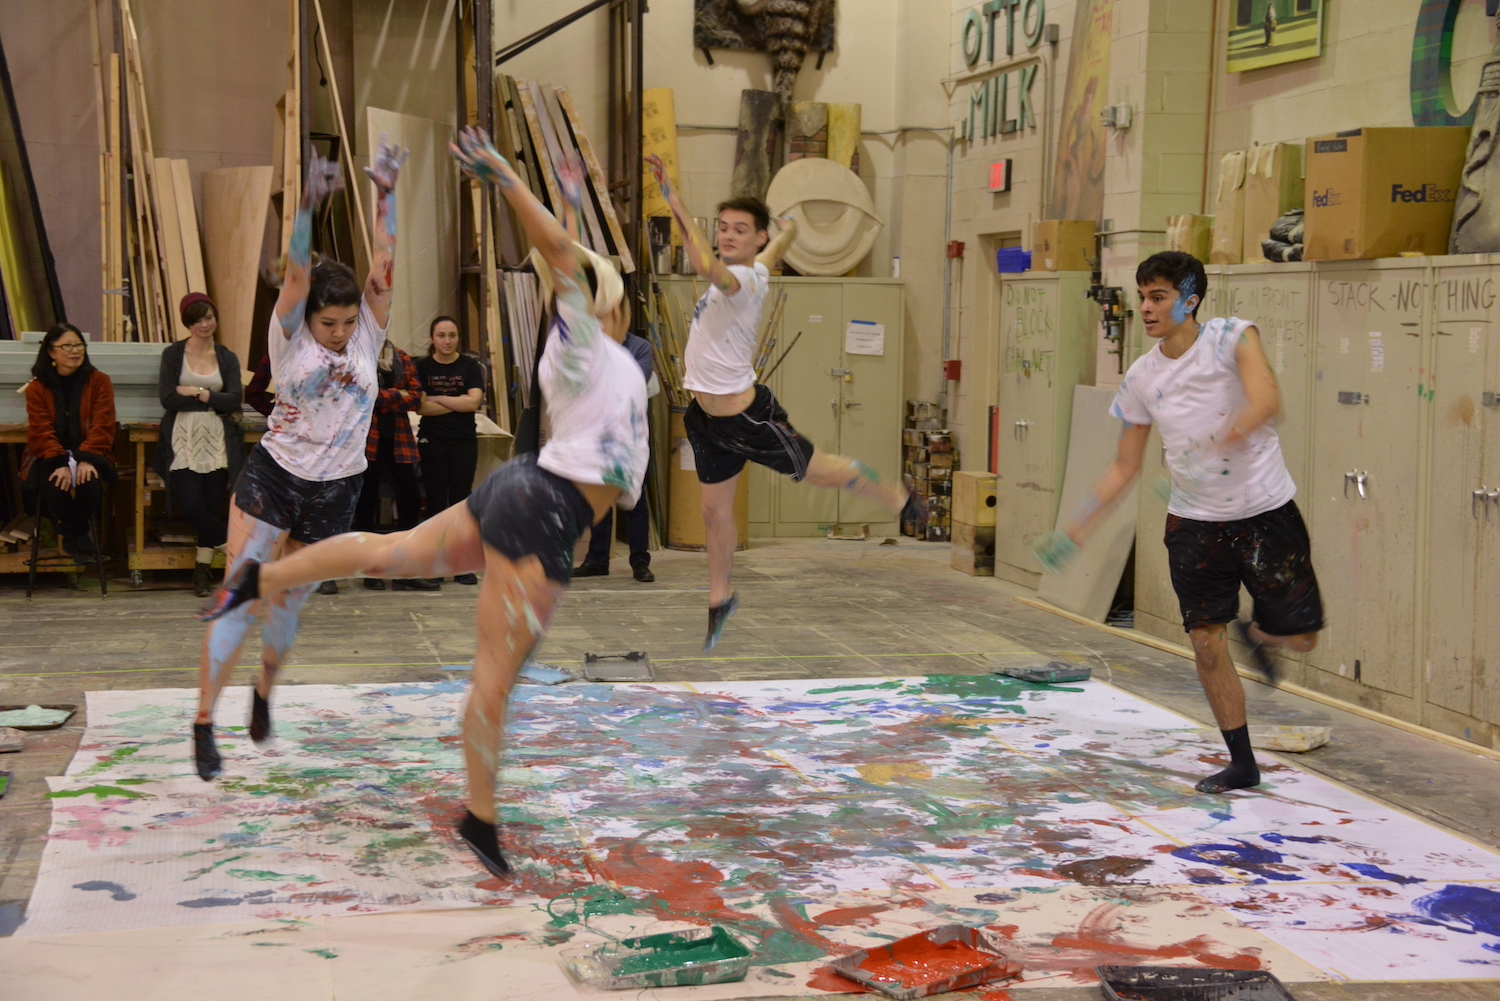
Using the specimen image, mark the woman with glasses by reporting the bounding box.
[21,323,117,559]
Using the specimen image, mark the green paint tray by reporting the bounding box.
[562,925,750,989]
[994,663,1091,684]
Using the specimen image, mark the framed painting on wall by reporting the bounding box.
[1226,0,1325,74]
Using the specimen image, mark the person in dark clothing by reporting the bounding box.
[575,330,657,582]
[155,293,245,595]
[21,324,117,559]
[356,338,431,590]
[416,316,486,586]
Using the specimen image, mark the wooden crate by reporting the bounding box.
[951,521,996,576]
[952,471,997,527]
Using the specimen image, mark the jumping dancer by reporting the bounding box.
[192,141,406,780]
[646,155,922,651]
[202,131,648,877]
[1035,251,1324,794]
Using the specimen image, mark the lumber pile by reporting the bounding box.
[90,0,207,343]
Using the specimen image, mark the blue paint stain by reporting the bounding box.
[1344,862,1424,885]
[1170,840,1303,882]
[1409,884,1500,951]
[1261,832,1327,844]
[1209,811,1232,821]
[73,880,136,901]
[178,897,245,908]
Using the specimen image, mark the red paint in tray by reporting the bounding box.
[826,924,1020,1000]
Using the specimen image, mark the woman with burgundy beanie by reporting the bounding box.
[155,292,244,595]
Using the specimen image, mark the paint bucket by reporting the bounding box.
[667,405,748,551]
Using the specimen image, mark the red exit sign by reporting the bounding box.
[988,159,1013,192]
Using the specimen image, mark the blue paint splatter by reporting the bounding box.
[178,897,244,908]
[1261,833,1327,845]
[1170,840,1303,881]
[1209,811,1232,821]
[1344,863,1424,885]
[1409,884,1500,952]
[73,880,136,901]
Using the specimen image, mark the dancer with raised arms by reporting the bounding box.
[192,140,406,781]
[202,131,648,878]
[646,155,924,651]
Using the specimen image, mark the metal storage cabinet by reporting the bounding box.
[1307,260,1427,711]
[993,271,1095,587]
[1426,259,1500,727]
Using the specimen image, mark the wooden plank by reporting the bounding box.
[487,73,524,267]
[515,82,561,215]
[500,75,541,203]
[201,166,275,370]
[556,86,634,274]
[87,0,112,339]
[535,85,605,255]
[172,160,206,294]
[121,0,171,342]
[105,53,122,340]
[312,0,371,266]
[153,157,190,336]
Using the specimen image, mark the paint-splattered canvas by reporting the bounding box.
[20,677,1500,989]
[1226,0,1325,75]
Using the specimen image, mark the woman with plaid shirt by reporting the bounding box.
[354,339,432,591]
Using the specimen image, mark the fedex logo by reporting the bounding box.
[1391,183,1456,203]
[1311,188,1342,208]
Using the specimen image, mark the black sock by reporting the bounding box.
[1196,724,1260,794]
[457,810,511,877]
[192,722,222,781]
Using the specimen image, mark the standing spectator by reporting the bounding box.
[416,316,485,586]
[356,337,430,590]
[155,294,244,596]
[575,330,657,582]
[21,323,116,559]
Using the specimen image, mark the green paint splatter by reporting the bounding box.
[186,853,251,880]
[251,942,291,947]
[751,929,829,966]
[806,680,905,695]
[48,784,152,800]
[226,869,319,883]
[304,948,339,960]
[547,887,642,928]
[77,746,140,777]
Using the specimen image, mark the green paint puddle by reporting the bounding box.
[610,927,748,977]
[751,929,829,966]
[48,784,152,801]
[547,887,642,928]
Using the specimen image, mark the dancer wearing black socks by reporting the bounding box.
[1034,252,1323,794]
[201,133,648,878]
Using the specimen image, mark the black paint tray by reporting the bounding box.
[1096,966,1298,1001]
[583,651,653,682]
[995,662,1092,684]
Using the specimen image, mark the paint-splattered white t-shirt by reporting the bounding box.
[537,275,649,508]
[260,299,382,482]
[683,262,769,395]
[1110,316,1296,522]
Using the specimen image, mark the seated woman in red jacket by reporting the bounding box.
[22,323,117,558]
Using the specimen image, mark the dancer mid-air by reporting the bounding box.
[646,155,923,651]
[192,140,405,781]
[202,130,648,878]
[1035,251,1324,794]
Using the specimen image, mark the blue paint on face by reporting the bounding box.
[1409,884,1500,951]
[1170,276,1198,326]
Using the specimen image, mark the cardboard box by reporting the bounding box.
[1242,143,1304,263]
[952,471,997,527]
[951,522,996,576]
[1165,214,1213,262]
[1209,150,1247,264]
[1030,220,1095,272]
[1303,127,1469,261]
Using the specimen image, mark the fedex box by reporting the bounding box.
[1303,127,1469,260]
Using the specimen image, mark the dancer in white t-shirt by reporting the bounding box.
[647,156,925,651]
[203,132,647,878]
[1034,251,1324,795]
[192,141,406,781]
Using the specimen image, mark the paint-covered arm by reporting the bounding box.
[1036,422,1149,573]
[646,153,739,295]
[756,216,797,271]
[1225,325,1280,447]
[275,154,343,338]
[364,135,409,332]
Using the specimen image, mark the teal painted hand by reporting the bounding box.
[1033,530,1079,574]
[450,127,508,186]
[364,134,409,194]
[1151,475,1172,503]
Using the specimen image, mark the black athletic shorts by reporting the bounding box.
[233,444,363,545]
[466,452,595,585]
[1164,499,1325,636]
[683,384,815,485]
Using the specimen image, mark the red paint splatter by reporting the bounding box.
[1038,902,1262,982]
[805,965,870,993]
[812,904,890,927]
[769,896,855,954]
[589,840,739,924]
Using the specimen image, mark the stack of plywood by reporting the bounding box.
[494,74,633,274]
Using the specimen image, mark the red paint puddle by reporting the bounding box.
[806,965,869,993]
[1032,902,1262,983]
[813,903,890,927]
[589,841,739,923]
[770,896,853,954]
[854,938,1016,990]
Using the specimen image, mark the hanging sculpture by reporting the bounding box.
[1451,10,1500,253]
[694,0,837,103]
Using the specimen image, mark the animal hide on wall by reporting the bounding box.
[694,0,837,101]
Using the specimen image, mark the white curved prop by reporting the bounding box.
[766,158,883,276]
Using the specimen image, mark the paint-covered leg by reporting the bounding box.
[253,575,315,745]
[801,450,908,513]
[459,547,561,877]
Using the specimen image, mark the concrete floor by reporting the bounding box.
[2,537,1498,999]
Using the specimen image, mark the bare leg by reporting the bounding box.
[465,546,562,823]
[700,475,740,607]
[1250,624,1319,654]
[258,500,485,598]
[800,448,907,512]
[197,506,288,724]
[1191,624,1260,793]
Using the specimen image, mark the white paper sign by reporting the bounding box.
[845,320,885,356]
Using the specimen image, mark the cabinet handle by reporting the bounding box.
[1489,489,1500,521]
[1355,471,1369,500]
[1476,487,1489,520]
[830,399,838,418]
[843,400,863,410]
[1013,420,1032,440]
[829,368,851,378]
[1344,471,1357,499]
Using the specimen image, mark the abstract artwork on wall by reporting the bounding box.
[694,0,837,101]
[1050,0,1112,223]
[1226,0,1325,75]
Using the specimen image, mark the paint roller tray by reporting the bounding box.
[561,926,751,989]
[583,651,653,682]
[995,663,1092,684]
[0,704,77,730]
[1096,966,1299,1000]
[825,924,1020,1000]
